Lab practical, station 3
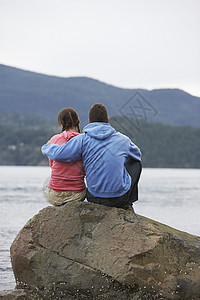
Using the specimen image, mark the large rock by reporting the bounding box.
[0,288,40,299]
[10,201,200,299]
[0,289,27,300]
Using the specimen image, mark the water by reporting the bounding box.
[0,166,50,291]
[0,166,200,291]
[135,168,200,236]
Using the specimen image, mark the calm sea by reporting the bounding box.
[0,166,200,291]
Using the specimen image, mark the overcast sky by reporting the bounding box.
[0,0,200,96]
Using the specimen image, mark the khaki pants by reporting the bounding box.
[45,187,86,206]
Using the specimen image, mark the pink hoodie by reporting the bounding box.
[48,131,85,192]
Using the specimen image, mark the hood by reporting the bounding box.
[83,122,115,140]
[62,131,80,141]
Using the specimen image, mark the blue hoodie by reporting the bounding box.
[42,122,141,198]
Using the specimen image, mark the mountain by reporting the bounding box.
[0,64,200,128]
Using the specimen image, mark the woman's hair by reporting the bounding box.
[89,103,108,123]
[58,108,80,133]
[67,108,81,133]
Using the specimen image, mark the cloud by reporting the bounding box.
[0,0,199,96]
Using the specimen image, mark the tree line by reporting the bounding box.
[0,116,199,167]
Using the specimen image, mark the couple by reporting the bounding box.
[42,103,142,209]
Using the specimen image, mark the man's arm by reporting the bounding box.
[41,134,83,162]
[129,141,142,161]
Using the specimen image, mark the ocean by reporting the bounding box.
[0,166,200,291]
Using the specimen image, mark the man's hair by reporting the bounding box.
[89,103,108,123]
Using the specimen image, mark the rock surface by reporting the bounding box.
[10,201,200,299]
[0,289,36,300]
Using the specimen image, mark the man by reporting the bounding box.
[42,103,142,208]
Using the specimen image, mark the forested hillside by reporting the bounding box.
[1,65,199,167]
[0,114,199,168]
[0,64,200,128]
[110,117,200,168]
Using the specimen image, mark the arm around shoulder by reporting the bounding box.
[41,134,84,162]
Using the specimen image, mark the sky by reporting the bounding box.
[0,0,200,96]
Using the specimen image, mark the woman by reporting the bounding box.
[45,108,86,206]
